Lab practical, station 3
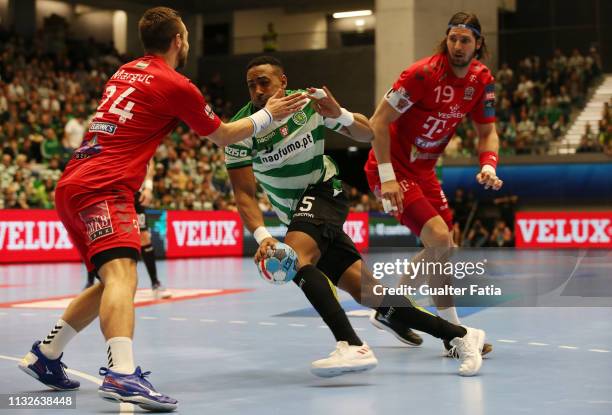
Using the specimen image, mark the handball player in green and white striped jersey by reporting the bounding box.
[225,56,487,378]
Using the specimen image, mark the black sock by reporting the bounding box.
[87,270,96,285]
[293,265,362,346]
[140,244,159,286]
[377,296,466,341]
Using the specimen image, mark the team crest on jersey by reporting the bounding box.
[464,87,475,101]
[280,125,289,137]
[204,104,215,120]
[292,110,307,126]
[134,61,150,69]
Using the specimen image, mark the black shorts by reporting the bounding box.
[134,192,148,231]
[287,179,361,286]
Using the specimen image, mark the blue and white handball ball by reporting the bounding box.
[257,242,299,285]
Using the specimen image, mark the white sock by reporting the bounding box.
[106,337,135,374]
[438,307,461,325]
[39,319,77,360]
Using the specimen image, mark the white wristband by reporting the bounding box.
[253,226,272,245]
[378,163,396,183]
[248,108,273,135]
[331,108,354,126]
[143,179,153,191]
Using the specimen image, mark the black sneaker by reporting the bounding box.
[444,338,492,358]
[369,310,423,346]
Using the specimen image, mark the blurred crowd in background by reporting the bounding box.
[2,24,610,246]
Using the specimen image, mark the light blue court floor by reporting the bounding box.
[1,254,612,415]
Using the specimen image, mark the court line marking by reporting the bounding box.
[0,354,133,413]
[2,310,608,355]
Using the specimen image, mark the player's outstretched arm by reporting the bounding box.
[307,86,373,142]
[369,98,404,213]
[473,121,503,191]
[207,90,306,147]
[227,166,278,262]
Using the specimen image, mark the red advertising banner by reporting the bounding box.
[515,212,612,248]
[166,210,244,258]
[0,210,80,263]
[343,212,369,252]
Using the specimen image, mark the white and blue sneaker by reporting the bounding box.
[98,366,177,412]
[18,341,80,390]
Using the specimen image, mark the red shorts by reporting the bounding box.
[55,185,141,271]
[365,165,453,236]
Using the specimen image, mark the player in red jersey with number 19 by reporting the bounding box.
[365,12,502,355]
[18,7,305,412]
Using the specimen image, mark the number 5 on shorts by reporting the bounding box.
[299,196,315,212]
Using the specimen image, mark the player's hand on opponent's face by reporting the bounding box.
[476,166,503,190]
[254,237,280,263]
[380,180,404,214]
[139,188,153,206]
[265,88,307,121]
[306,86,341,118]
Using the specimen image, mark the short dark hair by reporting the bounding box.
[246,56,284,72]
[437,12,488,60]
[138,7,183,54]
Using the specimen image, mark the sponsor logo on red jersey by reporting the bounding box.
[79,201,114,242]
[463,87,475,100]
[204,104,215,120]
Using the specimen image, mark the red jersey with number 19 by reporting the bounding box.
[366,53,496,178]
[59,54,221,193]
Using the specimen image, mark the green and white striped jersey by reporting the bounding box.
[224,89,345,224]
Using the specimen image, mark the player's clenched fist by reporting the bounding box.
[476,165,503,190]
